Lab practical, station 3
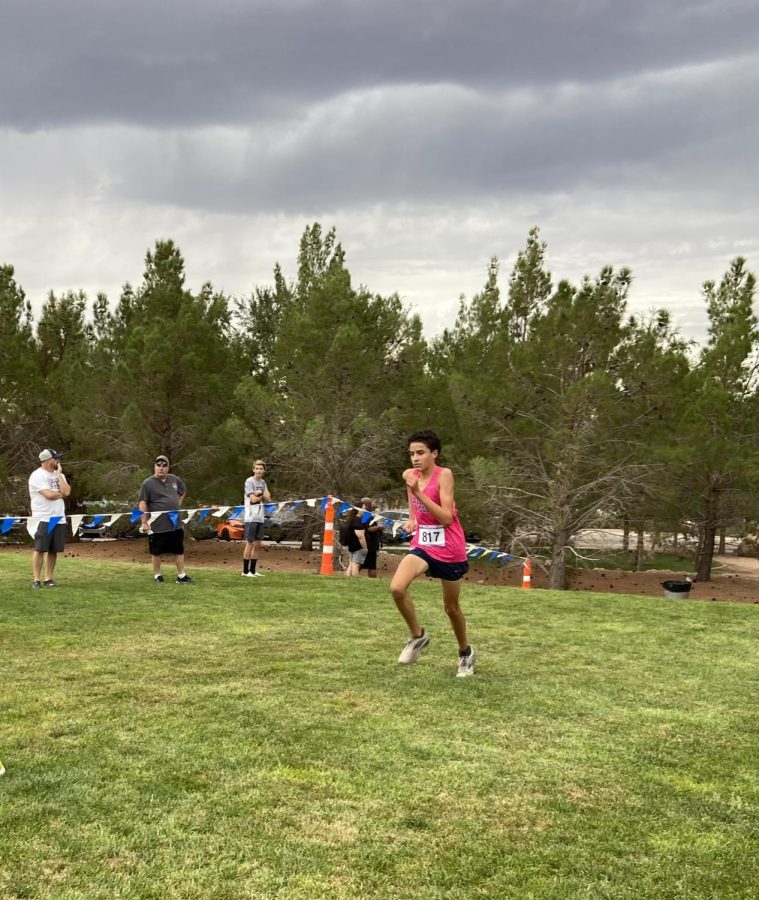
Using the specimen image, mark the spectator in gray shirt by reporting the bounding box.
[242,458,272,577]
[138,455,192,584]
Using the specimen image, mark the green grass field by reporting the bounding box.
[1,555,758,899]
[569,550,696,572]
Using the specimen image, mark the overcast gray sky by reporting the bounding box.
[2,0,757,338]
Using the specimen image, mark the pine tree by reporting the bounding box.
[100,240,239,499]
[230,224,425,516]
[677,258,759,580]
[0,265,43,509]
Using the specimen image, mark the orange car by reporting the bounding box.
[215,512,300,543]
[216,519,244,541]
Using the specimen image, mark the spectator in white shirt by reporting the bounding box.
[28,449,71,589]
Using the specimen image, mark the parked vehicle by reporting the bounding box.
[115,525,148,540]
[77,523,110,540]
[377,507,481,544]
[379,509,412,544]
[216,519,244,541]
[216,510,303,543]
[0,516,25,544]
[265,509,304,543]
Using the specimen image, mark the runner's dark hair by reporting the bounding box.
[407,429,441,454]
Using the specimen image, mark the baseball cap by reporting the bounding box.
[39,449,63,462]
[155,455,170,465]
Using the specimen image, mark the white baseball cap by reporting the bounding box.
[39,449,63,462]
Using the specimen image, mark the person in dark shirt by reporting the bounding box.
[359,497,382,578]
[344,507,368,577]
[138,455,192,584]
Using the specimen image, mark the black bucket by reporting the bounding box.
[662,579,691,600]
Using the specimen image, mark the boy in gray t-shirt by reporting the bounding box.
[242,459,272,577]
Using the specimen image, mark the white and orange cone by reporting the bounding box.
[319,497,335,576]
[522,556,532,589]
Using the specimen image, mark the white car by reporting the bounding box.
[379,508,412,544]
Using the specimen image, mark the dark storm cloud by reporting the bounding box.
[107,53,757,214]
[2,0,756,343]
[1,0,758,129]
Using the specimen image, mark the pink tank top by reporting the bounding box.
[409,466,467,562]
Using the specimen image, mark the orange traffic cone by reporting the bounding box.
[319,497,335,575]
[522,556,532,589]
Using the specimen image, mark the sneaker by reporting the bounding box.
[398,630,430,665]
[32,580,42,590]
[456,647,476,678]
[242,571,256,577]
[252,571,265,577]
[154,575,165,584]
[176,574,193,584]
[43,579,57,588]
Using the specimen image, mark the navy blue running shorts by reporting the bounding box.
[409,547,469,581]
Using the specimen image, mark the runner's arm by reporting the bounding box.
[402,470,417,532]
[405,467,455,526]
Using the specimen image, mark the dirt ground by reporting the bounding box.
[4,539,759,605]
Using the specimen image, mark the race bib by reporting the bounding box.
[417,525,446,547]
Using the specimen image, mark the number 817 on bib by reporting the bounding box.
[418,525,446,547]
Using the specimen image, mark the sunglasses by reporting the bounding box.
[155,461,169,466]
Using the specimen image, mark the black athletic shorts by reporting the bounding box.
[409,547,469,581]
[34,522,66,553]
[149,529,185,556]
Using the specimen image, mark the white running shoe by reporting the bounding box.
[456,647,476,677]
[398,630,430,664]
[242,571,256,577]
[252,572,265,577]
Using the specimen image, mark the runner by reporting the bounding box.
[389,430,475,677]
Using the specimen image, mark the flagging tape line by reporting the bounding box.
[2,496,526,568]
